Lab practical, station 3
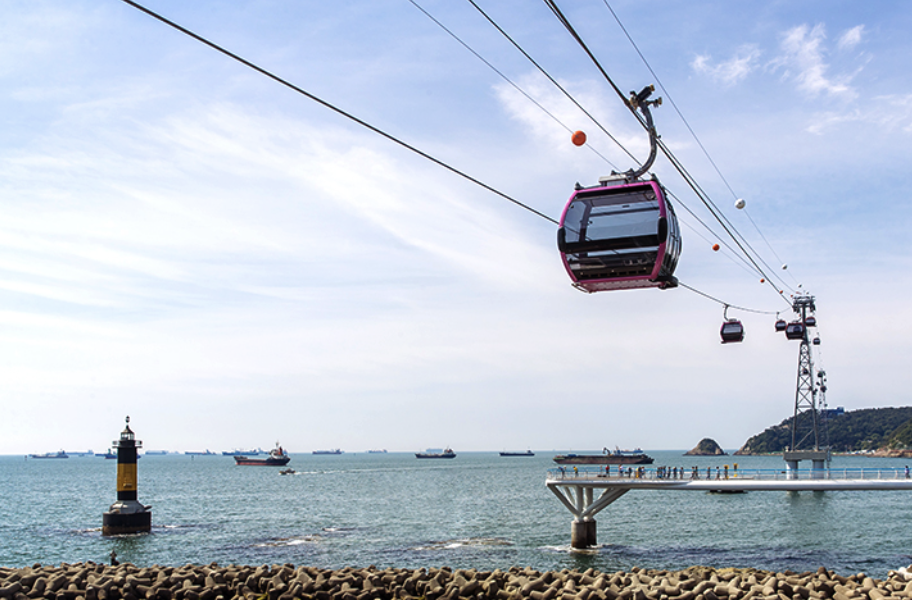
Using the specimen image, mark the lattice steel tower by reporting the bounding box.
[782,293,829,473]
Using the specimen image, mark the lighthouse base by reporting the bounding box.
[103,500,151,535]
[103,510,151,535]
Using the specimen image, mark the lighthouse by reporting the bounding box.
[102,416,151,535]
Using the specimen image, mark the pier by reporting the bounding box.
[546,465,912,548]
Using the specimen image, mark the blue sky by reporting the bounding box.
[2,0,911,454]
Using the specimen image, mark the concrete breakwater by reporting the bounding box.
[3,563,912,600]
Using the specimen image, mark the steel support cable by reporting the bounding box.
[465,0,638,166]
[659,138,794,299]
[119,0,779,317]
[541,0,794,302]
[679,220,766,282]
[667,190,772,279]
[118,0,559,227]
[601,0,798,293]
[678,282,778,315]
[408,0,620,170]
[600,0,740,200]
[407,0,621,170]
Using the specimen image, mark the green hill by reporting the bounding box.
[736,407,912,454]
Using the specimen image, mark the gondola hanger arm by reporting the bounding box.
[615,85,662,181]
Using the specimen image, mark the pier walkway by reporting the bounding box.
[546,466,912,548]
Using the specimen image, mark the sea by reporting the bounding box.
[1,451,911,577]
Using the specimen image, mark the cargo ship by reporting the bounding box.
[29,450,68,459]
[552,447,653,465]
[416,448,455,459]
[234,444,290,466]
[500,450,535,457]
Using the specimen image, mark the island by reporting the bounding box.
[684,438,727,456]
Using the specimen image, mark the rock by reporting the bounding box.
[685,438,728,456]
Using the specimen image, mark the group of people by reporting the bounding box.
[555,464,736,480]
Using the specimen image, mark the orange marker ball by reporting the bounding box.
[760,278,766,283]
[712,243,720,251]
[571,130,587,146]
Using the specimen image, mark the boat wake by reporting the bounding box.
[412,537,512,551]
[254,535,322,547]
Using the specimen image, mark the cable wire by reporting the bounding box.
[407,0,621,170]
[465,0,638,165]
[600,0,798,295]
[119,0,780,316]
[118,0,559,227]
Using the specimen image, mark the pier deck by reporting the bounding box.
[546,466,912,548]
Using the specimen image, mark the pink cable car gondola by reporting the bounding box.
[557,178,681,292]
[557,85,681,292]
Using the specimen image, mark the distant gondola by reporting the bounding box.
[775,319,787,332]
[805,316,817,327]
[720,320,744,344]
[785,321,806,340]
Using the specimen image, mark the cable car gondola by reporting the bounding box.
[719,305,744,343]
[775,319,787,332]
[813,336,821,345]
[558,177,681,292]
[805,315,817,327]
[557,85,681,292]
[720,320,744,344]
[785,321,806,340]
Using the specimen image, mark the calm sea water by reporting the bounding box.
[1,451,910,577]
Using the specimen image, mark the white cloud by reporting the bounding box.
[771,24,856,99]
[838,25,865,51]
[691,45,761,86]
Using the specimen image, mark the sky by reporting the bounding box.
[2,0,912,455]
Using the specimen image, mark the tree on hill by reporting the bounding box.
[736,407,912,454]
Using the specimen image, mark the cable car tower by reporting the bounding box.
[781,292,829,475]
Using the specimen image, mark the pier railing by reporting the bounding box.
[546,466,912,482]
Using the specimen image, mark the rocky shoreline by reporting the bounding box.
[3,563,912,600]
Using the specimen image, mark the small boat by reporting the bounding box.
[367,449,388,454]
[96,451,116,459]
[185,450,216,456]
[416,448,456,459]
[279,468,296,475]
[312,449,343,455]
[500,450,535,457]
[553,447,654,465]
[29,450,68,459]
[234,443,290,466]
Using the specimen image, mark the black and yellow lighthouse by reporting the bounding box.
[102,416,151,535]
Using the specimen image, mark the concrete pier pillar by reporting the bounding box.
[102,416,151,535]
[785,459,799,480]
[812,458,827,479]
[570,518,596,549]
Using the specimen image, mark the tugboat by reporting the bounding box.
[234,443,290,466]
[415,447,456,459]
[500,450,535,457]
[552,447,654,465]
